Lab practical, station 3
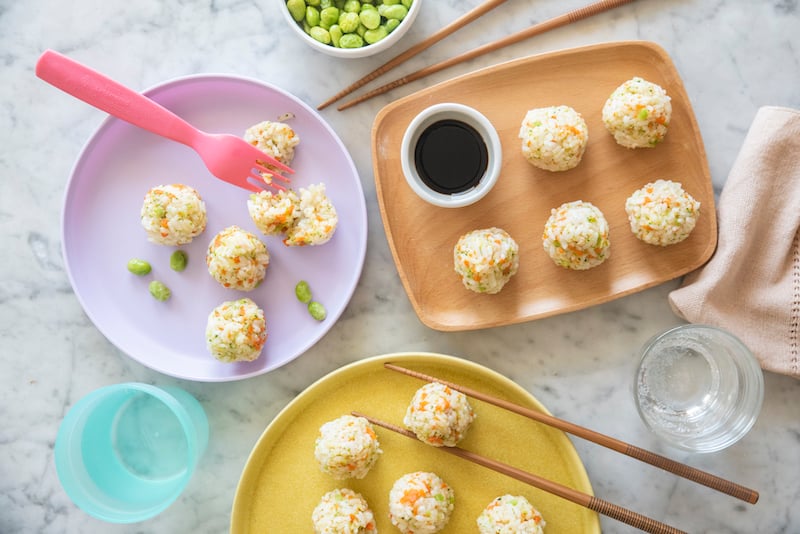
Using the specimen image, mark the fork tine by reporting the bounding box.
[256,154,294,174]
[254,162,292,184]
[248,172,287,192]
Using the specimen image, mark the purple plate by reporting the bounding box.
[61,75,367,382]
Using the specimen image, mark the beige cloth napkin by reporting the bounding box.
[669,106,800,379]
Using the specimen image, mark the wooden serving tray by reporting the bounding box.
[371,41,716,331]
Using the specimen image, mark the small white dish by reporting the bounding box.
[279,0,422,59]
[400,102,502,208]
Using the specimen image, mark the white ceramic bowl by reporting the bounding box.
[400,103,502,208]
[278,0,422,59]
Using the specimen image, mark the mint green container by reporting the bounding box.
[54,383,209,523]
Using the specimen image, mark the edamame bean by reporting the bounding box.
[338,11,359,32]
[295,280,312,303]
[286,0,306,22]
[320,6,339,28]
[170,250,188,272]
[290,0,414,49]
[127,258,152,276]
[378,3,406,20]
[359,8,380,29]
[364,25,387,44]
[309,25,331,43]
[308,301,327,321]
[149,280,171,302]
[305,5,320,27]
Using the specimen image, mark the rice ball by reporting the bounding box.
[140,184,207,245]
[625,179,701,246]
[388,472,454,534]
[543,200,610,270]
[314,415,382,480]
[312,488,377,534]
[206,226,269,291]
[477,495,546,534]
[404,382,475,447]
[247,189,300,236]
[453,227,519,294]
[245,120,299,182]
[519,105,589,171]
[283,183,338,247]
[205,298,267,363]
[602,77,672,148]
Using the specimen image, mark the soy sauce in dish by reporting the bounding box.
[414,119,488,195]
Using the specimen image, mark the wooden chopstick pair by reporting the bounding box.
[356,362,759,533]
[318,0,637,111]
[353,412,686,534]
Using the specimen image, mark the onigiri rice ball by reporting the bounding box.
[543,200,610,270]
[283,183,338,247]
[477,495,546,534]
[245,120,299,183]
[206,226,269,291]
[519,105,589,171]
[602,77,672,148]
[140,184,207,245]
[247,189,300,236]
[403,382,475,447]
[314,415,382,480]
[312,488,377,534]
[625,179,701,246]
[453,227,519,294]
[388,472,454,534]
[205,298,267,363]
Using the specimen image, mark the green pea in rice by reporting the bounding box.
[625,179,700,246]
[543,200,610,270]
[602,77,672,148]
[519,105,589,172]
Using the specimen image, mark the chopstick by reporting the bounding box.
[353,412,687,534]
[385,363,760,505]
[336,0,636,111]
[317,0,510,110]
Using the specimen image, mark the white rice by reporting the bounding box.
[602,77,672,148]
[312,488,377,534]
[283,183,338,247]
[625,179,701,246]
[247,189,300,236]
[453,227,519,294]
[519,105,589,171]
[244,120,299,183]
[206,226,269,291]
[205,297,267,363]
[314,415,382,480]
[388,471,454,534]
[543,200,610,270]
[477,495,546,534]
[140,184,207,245]
[403,382,475,447]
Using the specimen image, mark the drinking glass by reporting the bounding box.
[634,324,764,453]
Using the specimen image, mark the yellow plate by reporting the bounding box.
[231,353,600,533]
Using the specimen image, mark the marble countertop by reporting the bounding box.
[2,0,798,532]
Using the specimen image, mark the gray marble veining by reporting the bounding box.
[1,0,799,532]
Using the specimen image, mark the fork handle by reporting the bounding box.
[35,49,200,147]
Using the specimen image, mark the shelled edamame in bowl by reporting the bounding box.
[280,0,420,58]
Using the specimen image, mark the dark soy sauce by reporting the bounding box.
[414,119,488,195]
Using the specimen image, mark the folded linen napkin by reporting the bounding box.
[669,106,800,379]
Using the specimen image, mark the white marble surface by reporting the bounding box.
[2,0,799,532]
